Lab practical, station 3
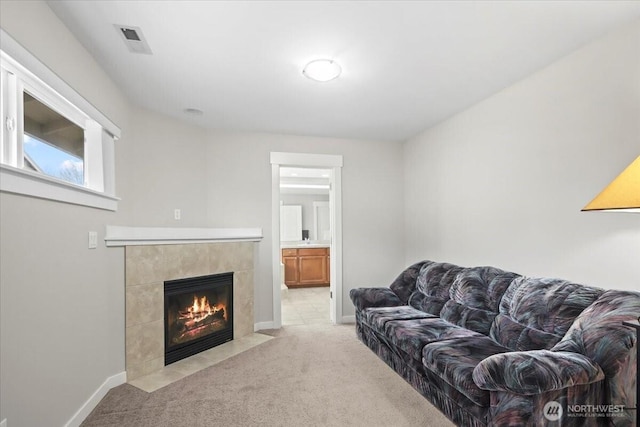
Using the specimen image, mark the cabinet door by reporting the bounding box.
[298,248,328,285]
[326,248,330,284]
[282,253,299,286]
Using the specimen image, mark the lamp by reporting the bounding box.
[302,59,342,82]
[584,156,640,425]
[581,156,640,212]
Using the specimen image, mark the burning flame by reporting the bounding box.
[171,293,229,344]
[184,295,226,321]
[191,296,209,316]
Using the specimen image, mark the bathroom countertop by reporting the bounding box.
[280,241,330,249]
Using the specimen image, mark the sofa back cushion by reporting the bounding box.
[389,260,433,304]
[490,277,603,351]
[552,290,640,376]
[439,266,520,335]
[408,262,465,315]
[551,290,640,416]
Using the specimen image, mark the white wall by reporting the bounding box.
[0,1,130,426]
[0,2,215,426]
[205,131,405,322]
[2,2,637,426]
[404,20,640,291]
[120,107,210,226]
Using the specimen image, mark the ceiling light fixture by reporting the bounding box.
[280,183,330,190]
[302,59,342,82]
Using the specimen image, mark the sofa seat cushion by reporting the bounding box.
[362,306,435,331]
[384,318,483,363]
[422,336,511,406]
[491,314,565,352]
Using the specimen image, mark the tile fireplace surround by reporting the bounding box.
[105,226,263,386]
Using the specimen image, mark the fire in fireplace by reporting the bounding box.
[164,272,233,365]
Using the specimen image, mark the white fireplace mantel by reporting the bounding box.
[104,225,263,247]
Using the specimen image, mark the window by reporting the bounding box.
[1,29,121,210]
[23,93,85,185]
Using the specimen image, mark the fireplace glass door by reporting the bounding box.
[164,272,233,365]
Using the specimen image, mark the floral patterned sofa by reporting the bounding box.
[350,260,639,426]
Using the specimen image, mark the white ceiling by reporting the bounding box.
[47,1,640,142]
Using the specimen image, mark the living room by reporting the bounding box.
[0,1,638,426]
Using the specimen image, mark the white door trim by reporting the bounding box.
[270,152,343,326]
[313,201,330,241]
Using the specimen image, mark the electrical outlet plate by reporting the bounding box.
[174,209,181,220]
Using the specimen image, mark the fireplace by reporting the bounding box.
[164,272,234,365]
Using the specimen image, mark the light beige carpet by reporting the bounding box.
[81,322,454,426]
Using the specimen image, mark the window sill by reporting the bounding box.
[0,164,119,211]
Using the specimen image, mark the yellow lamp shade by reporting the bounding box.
[582,156,640,212]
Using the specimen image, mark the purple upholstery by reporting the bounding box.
[440,266,519,335]
[422,335,511,406]
[349,261,639,427]
[408,262,466,315]
[385,317,482,362]
[362,306,434,330]
[490,277,603,351]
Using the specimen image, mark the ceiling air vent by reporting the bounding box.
[115,25,152,55]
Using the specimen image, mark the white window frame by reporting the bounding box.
[0,29,120,211]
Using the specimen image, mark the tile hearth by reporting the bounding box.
[128,332,272,392]
[125,241,257,382]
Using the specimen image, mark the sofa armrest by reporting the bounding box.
[349,287,404,311]
[473,350,604,395]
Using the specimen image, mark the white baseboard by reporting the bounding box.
[256,317,354,329]
[254,321,275,331]
[64,371,126,427]
[340,315,356,324]
[1,417,7,427]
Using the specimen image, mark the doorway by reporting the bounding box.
[270,152,343,328]
[280,168,330,325]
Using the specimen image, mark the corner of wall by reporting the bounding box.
[64,372,126,427]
